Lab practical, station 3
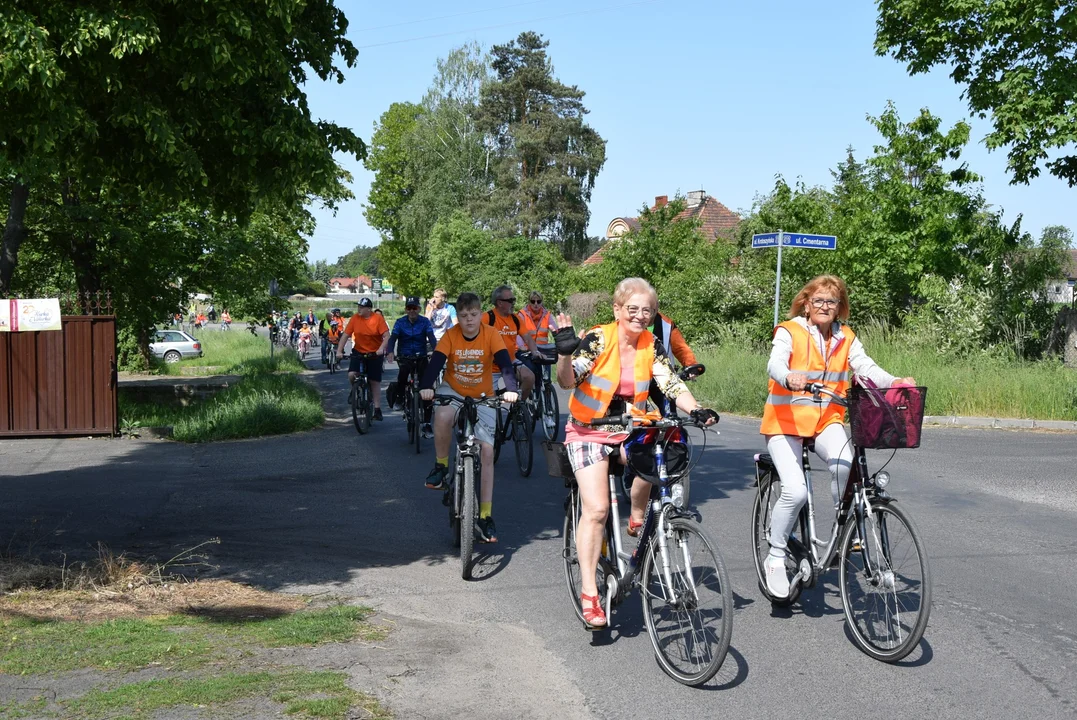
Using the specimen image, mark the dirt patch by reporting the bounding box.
[0,579,307,622]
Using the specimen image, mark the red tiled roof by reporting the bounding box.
[1065,249,1077,279]
[329,277,357,288]
[583,194,740,265]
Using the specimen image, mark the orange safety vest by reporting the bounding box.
[523,309,553,345]
[569,323,655,424]
[760,320,854,437]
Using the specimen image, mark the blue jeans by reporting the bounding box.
[321,337,329,362]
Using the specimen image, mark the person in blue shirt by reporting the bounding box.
[386,297,438,437]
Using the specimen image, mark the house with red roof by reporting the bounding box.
[583,190,740,265]
[328,275,372,293]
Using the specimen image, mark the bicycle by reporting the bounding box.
[433,392,507,580]
[347,352,378,434]
[297,334,311,359]
[398,354,428,455]
[751,382,932,662]
[326,342,339,375]
[493,388,533,477]
[555,411,732,686]
[520,351,561,441]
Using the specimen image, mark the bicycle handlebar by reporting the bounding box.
[803,382,849,407]
[590,411,718,429]
[431,391,507,409]
[518,350,558,366]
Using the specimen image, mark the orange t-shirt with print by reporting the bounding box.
[435,324,505,398]
[343,313,389,353]
[485,309,535,370]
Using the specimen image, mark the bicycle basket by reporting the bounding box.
[625,429,690,484]
[847,385,928,449]
[543,441,576,481]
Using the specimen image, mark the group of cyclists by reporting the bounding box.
[302,274,914,632]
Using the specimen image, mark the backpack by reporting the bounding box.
[486,309,520,333]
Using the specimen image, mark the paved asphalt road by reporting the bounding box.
[2,353,1075,719]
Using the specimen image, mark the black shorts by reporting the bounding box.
[349,353,383,381]
[514,350,537,376]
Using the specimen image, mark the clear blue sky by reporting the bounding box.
[301,0,1076,264]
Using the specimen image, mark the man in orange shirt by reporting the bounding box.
[338,298,391,420]
[485,285,540,400]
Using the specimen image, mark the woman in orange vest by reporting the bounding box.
[553,277,718,629]
[760,275,915,600]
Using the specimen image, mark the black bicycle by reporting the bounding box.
[556,411,732,686]
[522,351,561,441]
[347,352,378,435]
[398,355,427,455]
[326,342,340,375]
[751,382,931,662]
[493,382,533,477]
[434,392,506,580]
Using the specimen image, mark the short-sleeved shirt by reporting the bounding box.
[344,313,389,353]
[486,309,535,369]
[434,324,505,398]
[430,304,456,340]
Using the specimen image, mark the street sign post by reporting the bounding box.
[751,230,838,327]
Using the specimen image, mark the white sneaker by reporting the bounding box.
[544,416,556,430]
[764,553,791,598]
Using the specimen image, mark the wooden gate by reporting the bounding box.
[0,315,118,437]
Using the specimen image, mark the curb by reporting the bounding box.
[923,416,1077,431]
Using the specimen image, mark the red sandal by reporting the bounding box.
[580,593,607,629]
[627,517,644,537]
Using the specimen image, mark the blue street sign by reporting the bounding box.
[751,233,780,248]
[783,232,837,250]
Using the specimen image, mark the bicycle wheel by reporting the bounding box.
[750,468,801,606]
[460,455,477,580]
[405,386,416,444]
[328,350,336,374]
[839,501,931,662]
[493,406,505,463]
[352,380,370,434]
[641,517,732,686]
[541,381,560,441]
[411,385,422,455]
[513,404,533,477]
[562,487,613,626]
[364,384,374,429]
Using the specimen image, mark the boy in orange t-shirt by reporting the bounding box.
[419,292,519,543]
[338,298,390,420]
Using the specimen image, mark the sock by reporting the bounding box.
[437,457,448,468]
[480,502,492,519]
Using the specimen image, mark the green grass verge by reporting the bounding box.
[693,334,1077,420]
[154,328,304,377]
[63,670,389,720]
[0,606,384,675]
[120,373,323,441]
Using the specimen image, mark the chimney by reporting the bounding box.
[687,190,705,208]
[654,195,668,208]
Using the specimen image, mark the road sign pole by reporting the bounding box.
[773,230,784,328]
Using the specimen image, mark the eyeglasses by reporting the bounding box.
[498,297,516,304]
[622,305,655,318]
[530,299,543,305]
[810,298,839,308]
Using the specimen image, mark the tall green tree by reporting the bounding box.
[876,0,1077,186]
[1,0,362,297]
[332,245,380,277]
[474,32,606,259]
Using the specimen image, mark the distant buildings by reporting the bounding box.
[328,276,372,293]
[583,190,740,266]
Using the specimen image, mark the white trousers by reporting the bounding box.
[766,423,853,555]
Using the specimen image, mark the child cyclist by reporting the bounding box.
[419,292,519,543]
